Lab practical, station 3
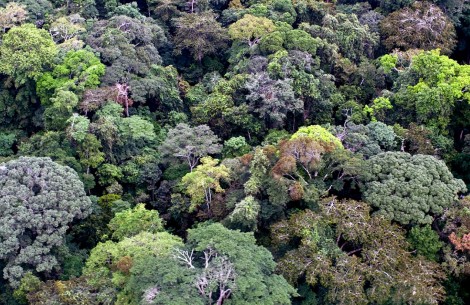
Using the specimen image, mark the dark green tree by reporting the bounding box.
[362,152,466,225]
[302,13,379,63]
[0,157,92,287]
[408,225,443,261]
[334,121,397,157]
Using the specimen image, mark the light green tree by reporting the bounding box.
[83,231,184,304]
[223,136,251,158]
[363,97,393,122]
[383,49,470,132]
[36,49,105,104]
[66,114,90,142]
[0,23,58,84]
[108,204,164,241]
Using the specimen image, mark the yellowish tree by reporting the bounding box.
[228,14,276,47]
[291,125,343,150]
[0,2,28,33]
[181,157,231,212]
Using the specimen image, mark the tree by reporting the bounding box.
[264,49,336,124]
[115,115,158,161]
[227,196,260,231]
[380,2,457,54]
[173,12,229,62]
[244,72,303,129]
[0,131,16,157]
[148,0,182,21]
[334,121,397,157]
[362,96,393,122]
[66,114,90,142]
[43,89,79,130]
[90,107,120,162]
[380,50,470,132]
[54,0,98,18]
[14,0,52,24]
[130,223,296,304]
[228,14,276,47]
[13,272,41,304]
[408,225,443,261]
[272,197,446,305]
[304,13,379,63]
[405,123,435,155]
[129,65,183,112]
[48,14,85,44]
[108,204,164,241]
[0,2,28,33]
[0,23,58,84]
[86,15,166,85]
[26,276,110,305]
[292,125,343,150]
[377,0,414,14]
[76,133,105,174]
[272,136,324,181]
[191,92,234,132]
[361,152,466,225]
[0,77,40,130]
[0,157,92,287]
[441,196,470,276]
[160,123,222,171]
[17,132,78,170]
[243,147,272,197]
[83,231,184,304]
[189,79,261,138]
[97,163,123,187]
[222,136,251,158]
[404,50,470,131]
[36,49,105,104]
[181,157,230,212]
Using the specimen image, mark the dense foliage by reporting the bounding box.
[1,0,470,304]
